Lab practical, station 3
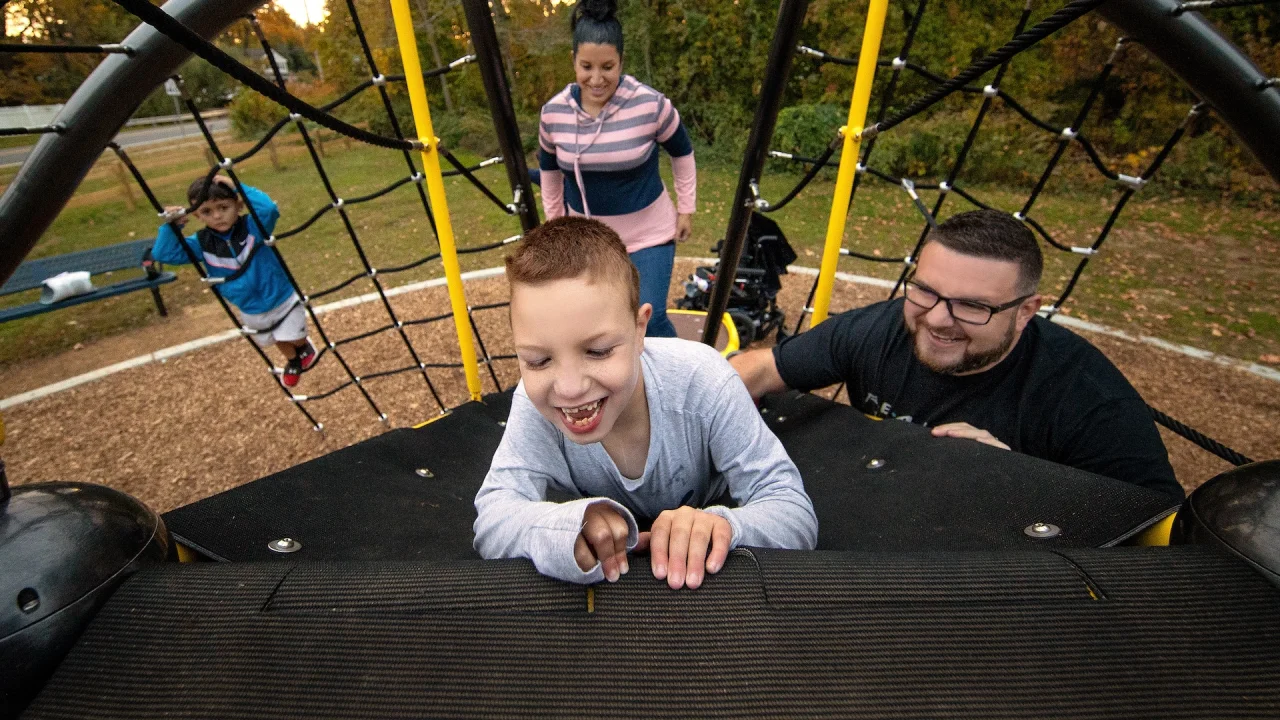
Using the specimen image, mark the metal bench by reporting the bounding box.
[0,238,176,323]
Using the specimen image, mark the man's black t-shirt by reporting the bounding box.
[773,298,1182,500]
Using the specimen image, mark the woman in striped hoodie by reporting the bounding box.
[537,0,696,338]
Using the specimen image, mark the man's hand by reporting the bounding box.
[574,501,631,581]
[930,422,1010,450]
[676,213,693,242]
[162,205,188,228]
[648,506,732,590]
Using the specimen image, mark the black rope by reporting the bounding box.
[1150,406,1254,466]
[0,42,133,55]
[1172,0,1280,15]
[439,147,514,213]
[873,0,1109,136]
[105,142,322,429]
[469,301,511,312]
[245,14,446,413]
[110,0,420,151]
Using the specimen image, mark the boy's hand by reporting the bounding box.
[649,506,732,590]
[162,205,188,227]
[574,501,631,581]
[212,174,236,190]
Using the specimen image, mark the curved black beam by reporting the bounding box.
[1099,0,1280,181]
[0,0,267,286]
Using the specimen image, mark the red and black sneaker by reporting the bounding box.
[281,358,303,388]
[297,338,318,371]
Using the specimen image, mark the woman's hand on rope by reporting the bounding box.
[574,501,631,580]
[646,505,732,590]
[676,213,693,243]
[930,422,1011,450]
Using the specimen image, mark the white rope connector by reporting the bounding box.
[354,376,362,385]
[904,255,916,266]
[839,248,850,256]
[507,187,524,214]
[983,84,999,98]
[449,54,476,69]
[264,235,276,247]
[938,180,951,192]
[371,74,387,86]
[202,277,226,285]
[328,342,336,349]
[411,172,425,183]
[239,326,254,336]
[218,157,233,169]
[368,268,377,276]
[1071,246,1100,256]
[289,112,302,122]
[802,307,814,314]
[1013,211,1025,221]
[748,180,770,210]
[302,295,310,304]
[291,394,308,401]
[502,234,522,245]
[479,156,503,167]
[1060,128,1078,140]
[891,57,907,71]
[396,320,403,328]
[419,362,426,369]
[159,207,187,221]
[379,413,388,423]
[1115,174,1146,191]
[1039,304,1061,318]
[769,150,794,160]
[332,198,344,209]
[855,163,867,174]
[797,45,825,60]
[313,422,324,432]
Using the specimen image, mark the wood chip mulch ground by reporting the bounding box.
[3,260,1275,514]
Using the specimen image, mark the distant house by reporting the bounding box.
[243,48,290,81]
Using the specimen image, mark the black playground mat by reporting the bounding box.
[163,390,1177,562]
[23,546,1280,719]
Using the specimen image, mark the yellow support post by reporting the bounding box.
[811,0,891,327]
[388,0,483,402]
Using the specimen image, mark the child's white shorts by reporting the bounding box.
[240,295,307,347]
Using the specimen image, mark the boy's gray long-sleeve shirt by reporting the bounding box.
[474,338,818,584]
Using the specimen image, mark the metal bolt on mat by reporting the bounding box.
[268,537,302,553]
[1024,523,1061,539]
[416,468,434,478]
[866,458,886,470]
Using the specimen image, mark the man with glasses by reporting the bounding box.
[730,209,1182,501]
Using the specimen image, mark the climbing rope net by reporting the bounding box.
[4,0,532,431]
[745,0,1275,466]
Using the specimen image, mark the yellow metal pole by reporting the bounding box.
[811,0,891,327]
[389,0,482,402]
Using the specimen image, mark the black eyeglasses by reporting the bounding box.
[903,280,1033,326]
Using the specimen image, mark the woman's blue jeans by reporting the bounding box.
[629,241,678,338]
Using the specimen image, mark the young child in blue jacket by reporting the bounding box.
[153,174,315,387]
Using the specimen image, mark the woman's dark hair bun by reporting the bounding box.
[573,0,617,27]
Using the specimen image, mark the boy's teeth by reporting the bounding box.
[560,399,602,425]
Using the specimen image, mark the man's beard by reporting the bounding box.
[911,318,1017,375]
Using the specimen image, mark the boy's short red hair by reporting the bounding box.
[505,217,640,313]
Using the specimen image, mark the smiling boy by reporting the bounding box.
[474,217,816,587]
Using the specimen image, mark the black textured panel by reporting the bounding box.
[764,391,1178,550]
[162,398,508,562]
[24,546,1280,719]
[265,559,585,615]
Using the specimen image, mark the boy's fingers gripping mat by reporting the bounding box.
[23,546,1280,719]
[163,391,1176,562]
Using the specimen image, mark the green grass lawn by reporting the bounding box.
[2,136,1277,370]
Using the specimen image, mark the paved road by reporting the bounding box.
[0,117,230,167]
